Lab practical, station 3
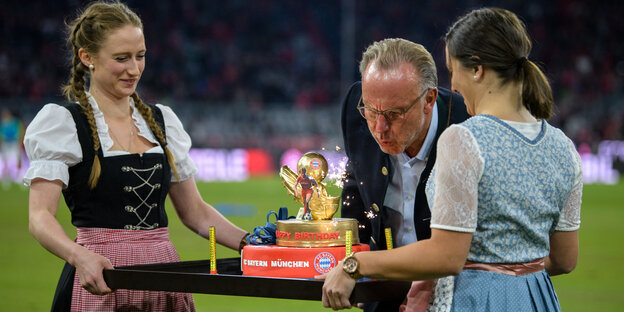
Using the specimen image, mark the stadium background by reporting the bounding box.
[1,0,623,311]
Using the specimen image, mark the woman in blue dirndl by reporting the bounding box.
[320,8,582,312]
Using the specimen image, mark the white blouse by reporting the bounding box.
[23,96,198,188]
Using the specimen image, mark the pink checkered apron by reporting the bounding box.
[70,227,195,311]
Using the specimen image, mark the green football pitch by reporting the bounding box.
[1,176,622,311]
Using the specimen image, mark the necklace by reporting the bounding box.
[109,117,135,152]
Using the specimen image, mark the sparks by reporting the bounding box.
[326,155,348,188]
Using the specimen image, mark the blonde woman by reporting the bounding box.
[24,1,248,310]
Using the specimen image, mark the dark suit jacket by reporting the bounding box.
[340,81,469,311]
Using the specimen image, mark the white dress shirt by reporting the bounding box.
[383,102,438,246]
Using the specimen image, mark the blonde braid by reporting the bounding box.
[61,1,145,189]
[131,93,180,182]
[62,20,102,189]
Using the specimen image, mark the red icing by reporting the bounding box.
[242,244,370,278]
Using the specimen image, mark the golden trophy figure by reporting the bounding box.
[278,152,360,247]
[293,167,320,221]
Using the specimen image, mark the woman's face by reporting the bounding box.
[89,25,146,100]
[445,46,476,115]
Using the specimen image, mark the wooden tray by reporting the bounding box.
[103,257,410,302]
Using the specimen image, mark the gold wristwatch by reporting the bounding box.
[342,253,362,280]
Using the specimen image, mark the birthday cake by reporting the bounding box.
[241,243,369,278]
[241,218,370,278]
[241,152,370,278]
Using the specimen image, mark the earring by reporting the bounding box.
[89,64,94,70]
[473,75,478,80]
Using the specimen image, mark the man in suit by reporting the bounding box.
[340,38,469,311]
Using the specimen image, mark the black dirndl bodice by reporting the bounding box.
[61,103,171,229]
[51,103,173,311]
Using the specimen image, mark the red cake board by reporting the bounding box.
[242,244,370,278]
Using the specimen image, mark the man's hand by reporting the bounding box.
[398,280,435,312]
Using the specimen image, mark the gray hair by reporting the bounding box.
[359,38,437,90]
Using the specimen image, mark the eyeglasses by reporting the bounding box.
[357,88,430,123]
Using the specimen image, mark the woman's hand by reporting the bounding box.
[73,248,114,295]
[28,179,113,296]
[316,261,357,310]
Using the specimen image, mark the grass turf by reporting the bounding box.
[0,176,622,311]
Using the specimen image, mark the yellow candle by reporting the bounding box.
[209,226,217,274]
[345,230,352,257]
[385,227,393,250]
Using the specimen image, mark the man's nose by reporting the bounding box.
[374,116,391,133]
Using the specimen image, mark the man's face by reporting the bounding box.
[361,61,435,157]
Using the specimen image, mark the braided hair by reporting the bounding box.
[62,1,178,188]
[132,93,180,181]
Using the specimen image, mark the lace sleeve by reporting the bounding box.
[555,140,582,231]
[430,125,484,233]
[156,104,198,182]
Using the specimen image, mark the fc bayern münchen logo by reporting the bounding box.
[309,158,322,170]
[313,252,336,274]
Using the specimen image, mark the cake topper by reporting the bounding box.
[279,152,340,220]
[293,167,320,220]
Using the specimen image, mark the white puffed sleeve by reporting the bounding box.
[430,125,484,232]
[156,104,198,181]
[555,140,583,231]
[23,104,82,188]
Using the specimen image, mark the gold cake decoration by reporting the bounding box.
[278,152,359,247]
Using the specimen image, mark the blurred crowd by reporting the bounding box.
[1,0,622,155]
